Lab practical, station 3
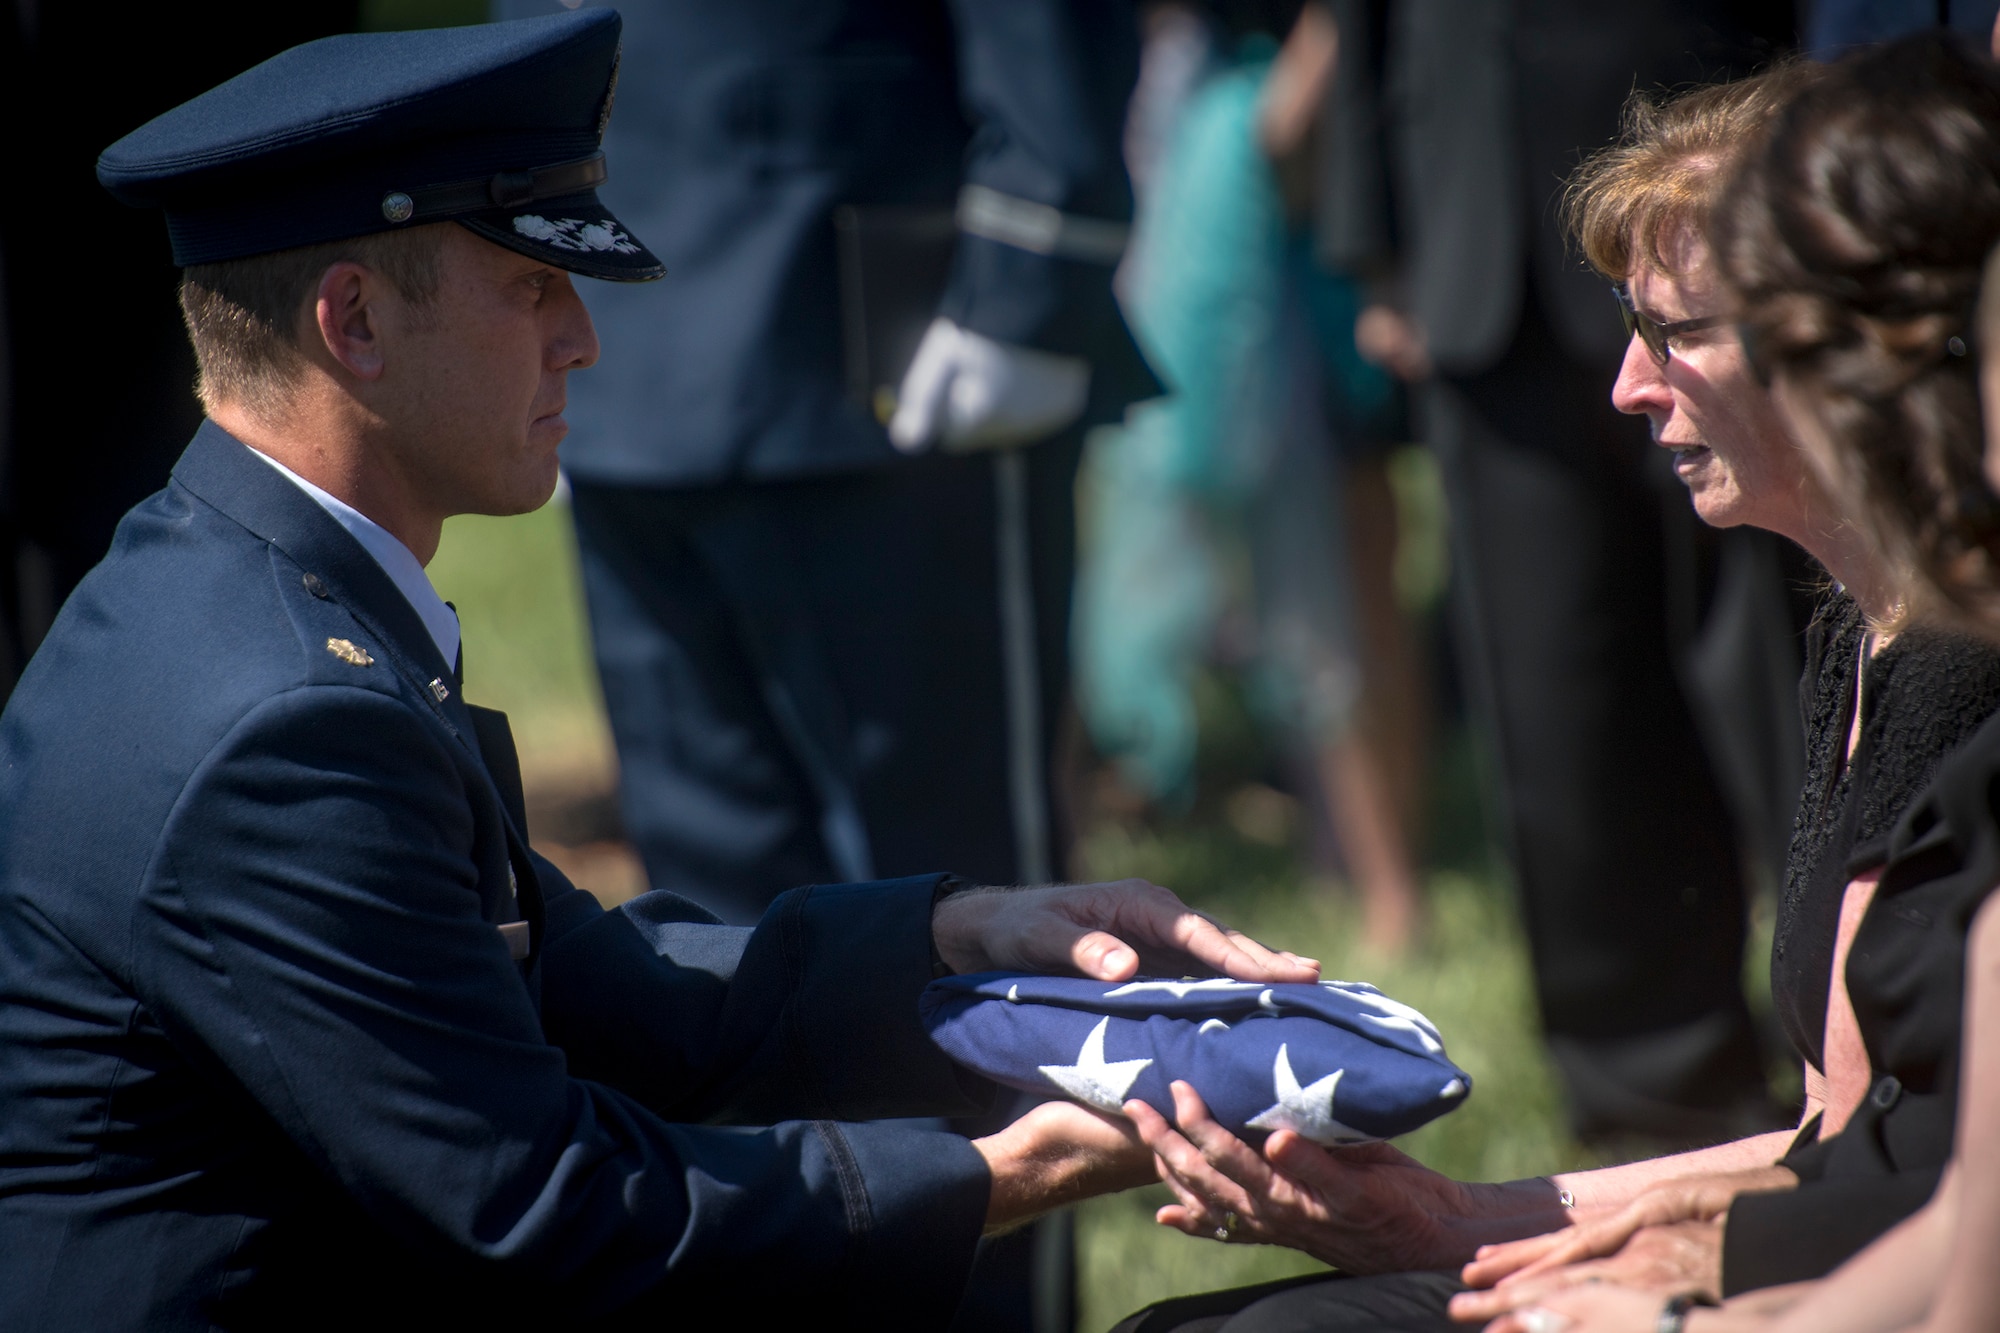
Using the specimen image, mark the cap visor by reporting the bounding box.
[460,194,664,281]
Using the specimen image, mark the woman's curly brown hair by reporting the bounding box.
[1713,33,2000,630]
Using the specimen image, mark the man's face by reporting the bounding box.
[369,226,599,519]
[1611,245,1814,540]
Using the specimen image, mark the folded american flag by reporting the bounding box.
[920,974,1470,1144]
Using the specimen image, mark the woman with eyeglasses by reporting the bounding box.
[1105,58,2000,1333]
[1483,31,2000,1333]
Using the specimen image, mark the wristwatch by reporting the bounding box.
[1658,1292,1720,1333]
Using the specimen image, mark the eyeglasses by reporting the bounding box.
[1613,285,1728,365]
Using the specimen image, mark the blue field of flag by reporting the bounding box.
[920,974,1471,1144]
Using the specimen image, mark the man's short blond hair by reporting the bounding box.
[178,225,447,416]
[1565,61,1824,283]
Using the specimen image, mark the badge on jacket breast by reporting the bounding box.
[325,637,373,667]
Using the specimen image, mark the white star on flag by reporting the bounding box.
[1245,1043,1371,1145]
[1102,978,1267,999]
[1038,1016,1154,1112]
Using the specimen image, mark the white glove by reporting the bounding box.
[888,317,1091,454]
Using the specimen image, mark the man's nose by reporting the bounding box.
[1610,334,1668,418]
[549,282,600,371]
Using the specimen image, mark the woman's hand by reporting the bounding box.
[1449,1220,1725,1325]
[1124,1080,1562,1274]
[1480,1283,1673,1333]
[1461,1166,1795,1289]
[1486,1280,1810,1333]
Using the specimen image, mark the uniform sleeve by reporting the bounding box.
[535,862,995,1125]
[135,685,988,1324]
[939,0,1147,366]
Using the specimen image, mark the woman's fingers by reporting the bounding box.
[1449,1259,1615,1323]
[1463,1229,1577,1287]
[1170,1082,1278,1193]
[1127,1093,1260,1224]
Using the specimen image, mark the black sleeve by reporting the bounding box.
[1720,1169,1943,1296]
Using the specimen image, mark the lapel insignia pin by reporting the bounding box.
[325,638,373,667]
[428,678,451,702]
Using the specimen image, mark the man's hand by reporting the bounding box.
[1126,1081,1568,1274]
[1448,1220,1726,1326]
[973,1099,1155,1234]
[888,318,1091,454]
[1460,1167,1794,1291]
[930,879,1319,983]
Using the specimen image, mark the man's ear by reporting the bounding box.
[311,261,388,382]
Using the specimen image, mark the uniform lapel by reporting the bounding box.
[173,420,463,710]
[171,421,548,963]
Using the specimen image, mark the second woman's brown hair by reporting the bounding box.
[1714,32,2000,627]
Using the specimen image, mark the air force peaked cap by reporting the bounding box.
[97,9,662,281]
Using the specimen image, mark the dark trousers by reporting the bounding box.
[1426,301,1771,1141]
[1112,1271,1464,1333]
[570,435,1081,925]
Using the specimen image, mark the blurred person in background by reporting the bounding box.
[489,2,1159,1329]
[0,2,360,699]
[1312,0,1803,1144]
[1075,0,1425,955]
[1805,0,2000,57]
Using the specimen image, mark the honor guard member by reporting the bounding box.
[489,0,1160,926]
[0,12,1316,1330]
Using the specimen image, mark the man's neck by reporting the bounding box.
[209,399,444,565]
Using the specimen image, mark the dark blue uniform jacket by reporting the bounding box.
[0,422,992,1330]
[499,0,1153,486]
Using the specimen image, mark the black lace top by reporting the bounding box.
[1773,589,2000,1070]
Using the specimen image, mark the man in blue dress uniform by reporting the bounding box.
[491,0,1159,927]
[0,13,1314,1329]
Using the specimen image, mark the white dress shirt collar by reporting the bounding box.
[249,448,461,671]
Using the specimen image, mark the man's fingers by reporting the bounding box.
[1164,908,1320,982]
[983,879,1319,982]
[888,319,958,452]
[1067,928,1139,981]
